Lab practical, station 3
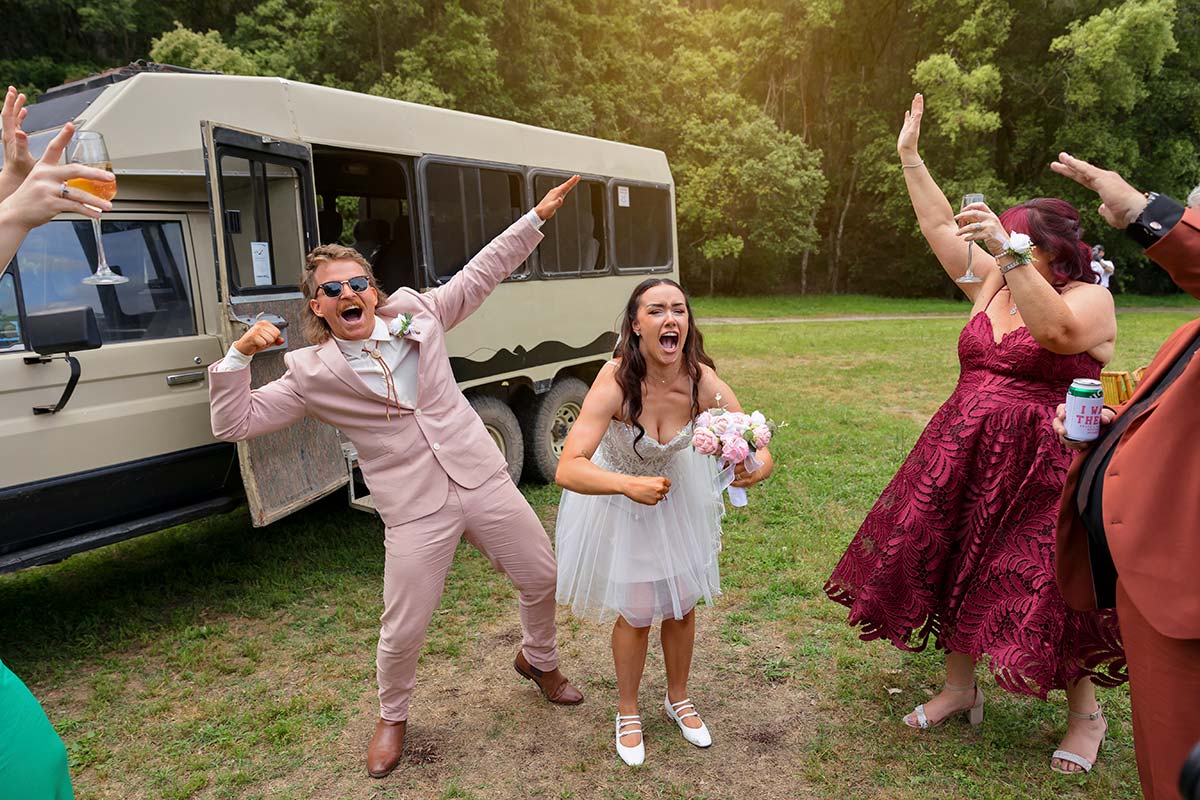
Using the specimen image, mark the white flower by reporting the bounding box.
[1007,232,1033,253]
[750,411,766,426]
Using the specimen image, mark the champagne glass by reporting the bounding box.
[68,131,126,285]
[956,192,985,285]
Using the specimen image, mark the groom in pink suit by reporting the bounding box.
[208,176,584,778]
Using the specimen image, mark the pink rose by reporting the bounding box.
[721,436,750,465]
[752,425,772,449]
[725,412,751,435]
[696,411,714,429]
[692,426,720,456]
[711,415,730,436]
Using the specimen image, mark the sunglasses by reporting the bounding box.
[317,275,371,298]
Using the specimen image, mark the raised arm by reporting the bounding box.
[897,93,996,299]
[0,121,113,275]
[1052,152,1200,299]
[207,321,307,441]
[953,201,1117,358]
[0,86,35,203]
[426,175,579,330]
[697,365,774,488]
[555,363,672,505]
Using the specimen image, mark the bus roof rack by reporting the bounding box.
[23,61,219,135]
[38,61,220,102]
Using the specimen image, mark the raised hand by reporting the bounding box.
[623,475,671,506]
[1,85,35,197]
[534,174,580,221]
[897,93,924,163]
[233,320,284,356]
[1050,153,1148,229]
[0,122,113,232]
[954,201,1008,256]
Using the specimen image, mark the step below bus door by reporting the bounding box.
[201,122,347,526]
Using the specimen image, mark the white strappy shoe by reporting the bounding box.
[615,713,644,766]
[665,694,712,748]
[904,681,984,730]
[1051,705,1107,774]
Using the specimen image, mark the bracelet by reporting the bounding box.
[901,160,925,169]
[998,258,1027,275]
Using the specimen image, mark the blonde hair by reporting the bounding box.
[299,244,388,344]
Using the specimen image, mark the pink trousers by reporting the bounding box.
[377,467,559,721]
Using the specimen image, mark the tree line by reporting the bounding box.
[3,0,1195,296]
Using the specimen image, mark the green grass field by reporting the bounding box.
[2,305,1190,800]
[690,292,1199,319]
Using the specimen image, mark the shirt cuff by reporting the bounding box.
[215,343,253,372]
[523,208,545,230]
[1125,193,1186,249]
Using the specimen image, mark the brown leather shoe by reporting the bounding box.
[513,649,584,705]
[366,717,407,778]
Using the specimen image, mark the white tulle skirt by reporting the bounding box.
[555,445,725,627]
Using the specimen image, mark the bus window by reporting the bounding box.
[611,184,672,272]
[0,272,21,352]
[12,219,196,343]
[425,162,528,284]
[219,155,306,291]
[533,176,606,277]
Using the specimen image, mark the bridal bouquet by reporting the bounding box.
[691,408,776,507]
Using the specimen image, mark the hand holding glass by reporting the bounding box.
[68,131,125,285]
[956,192,985,285]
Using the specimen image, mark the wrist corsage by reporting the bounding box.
[997,232,1034,274]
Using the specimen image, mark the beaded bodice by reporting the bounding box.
[596,420,694,477]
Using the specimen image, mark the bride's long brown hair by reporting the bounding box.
[613,278,716,456]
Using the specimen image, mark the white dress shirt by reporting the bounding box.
[213,208,546,396]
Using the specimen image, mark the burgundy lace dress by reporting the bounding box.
[825,309,1127,697]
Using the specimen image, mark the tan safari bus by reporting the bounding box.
[0,63,679,574]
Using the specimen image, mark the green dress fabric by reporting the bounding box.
[0,659,74,800]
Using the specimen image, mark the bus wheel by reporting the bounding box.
[469,395,524,485]
[521,377,589,483]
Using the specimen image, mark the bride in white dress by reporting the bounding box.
[554,279,774,766]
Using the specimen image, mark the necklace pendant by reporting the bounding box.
[1009,306,1019,316]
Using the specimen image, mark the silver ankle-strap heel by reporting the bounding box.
[1051,705,1106,774]
[904,681,984,730]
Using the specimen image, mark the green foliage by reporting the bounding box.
[149,23,259,76]
[6,0,1198,296]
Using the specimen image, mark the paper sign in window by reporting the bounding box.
[617,186,630,208]
[251,242,272,286]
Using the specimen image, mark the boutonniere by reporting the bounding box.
[389,312,421,339]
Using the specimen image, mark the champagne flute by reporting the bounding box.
[68,131,126,286]
[956,192,985,285]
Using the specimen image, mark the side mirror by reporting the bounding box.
[27,306,102,355]
[23,306,101,415]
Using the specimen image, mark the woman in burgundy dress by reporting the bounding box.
[825,94,1126,774]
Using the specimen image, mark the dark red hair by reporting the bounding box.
[998,198,1096,286]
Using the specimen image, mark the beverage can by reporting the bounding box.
[1064,378,1105,442]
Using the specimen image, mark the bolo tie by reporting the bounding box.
[364,342,401,421]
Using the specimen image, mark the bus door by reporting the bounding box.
[201,122,347,525]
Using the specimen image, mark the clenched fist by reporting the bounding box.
[234,320,283,356]
[623,475,671,506]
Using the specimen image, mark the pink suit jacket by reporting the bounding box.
[208,216,543,528]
